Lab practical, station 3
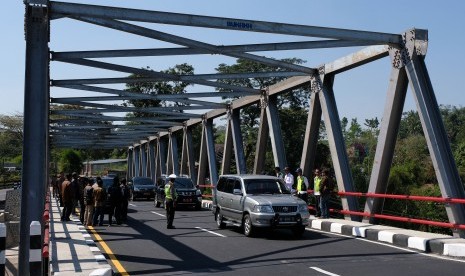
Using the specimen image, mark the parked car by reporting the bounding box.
[130,176,155,200]
[154,175,202,210]
[213,175,309,238]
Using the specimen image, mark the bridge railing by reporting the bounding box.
[199,184,465,231]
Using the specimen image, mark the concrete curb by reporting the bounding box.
[308,218,465,258]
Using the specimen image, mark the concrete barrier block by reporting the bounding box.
[444,243,465,257]
[5,190,21,219]
[90,268,113,276]
[5,221,20,249]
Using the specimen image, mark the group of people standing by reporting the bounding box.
[274,166,335,218]
[53,172,131,227]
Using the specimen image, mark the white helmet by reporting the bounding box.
[168,174,177,179]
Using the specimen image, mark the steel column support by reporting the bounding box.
[253,107,269,174]
[180,126,197,184]
[157,137,168,177]
[300,83,322,176]
[19,3,49,275]
[197,119,218,187]
[406,52,465,237]
[133,145,141,177]
[221,117,233,175]
[318,74,359,220]
[148,140,155,181]
[127,148,134,180]
[141,142,148,177]
[363,65,408,223]
[167,132,179,175]
[231,109,247,174]
[266,96,287,169]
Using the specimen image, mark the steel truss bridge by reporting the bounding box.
[20,0,465,274]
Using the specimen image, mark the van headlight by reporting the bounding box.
[253,205,274,213]
[298,204,309,212]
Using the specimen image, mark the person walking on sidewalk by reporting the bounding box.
[165,174,178,229]
[93,177,106,226]
[83,178,95,227]
[60,173,73,221]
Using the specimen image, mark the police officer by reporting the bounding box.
[295,168,309,204]
[165,174,178,229]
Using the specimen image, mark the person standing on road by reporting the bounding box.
[319,168,334,219]
[60,173,73,221]
[108,176,123,226]
[313,168,322,217]
[283,167,294,193]
[92,177,106,226]
[83,178,94,227]
[120,178,131,222]
[165,174,178,229]
[295,168,309,204]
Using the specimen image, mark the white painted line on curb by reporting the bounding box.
[330,222,343,234]
[195,227,227,237]
[444,243,465,257]
[151,211,166,217]
[310,266,340,276]
[408,236,428,251]
[311,220,322,230]
[378,230,395,243]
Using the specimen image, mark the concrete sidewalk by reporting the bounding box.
[49,197,112,275]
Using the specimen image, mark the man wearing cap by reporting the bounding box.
[295,168,309,204]
[165,174,178,229]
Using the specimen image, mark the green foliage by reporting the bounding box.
[59,149,83,174]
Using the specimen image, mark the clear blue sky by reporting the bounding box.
[2,0,464,124]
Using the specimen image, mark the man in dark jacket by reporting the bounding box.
[120,178,131,222]
[108,176,123,226]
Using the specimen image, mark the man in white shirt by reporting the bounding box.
[283,167,294,193]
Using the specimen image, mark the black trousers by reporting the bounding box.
[165,200,176,227]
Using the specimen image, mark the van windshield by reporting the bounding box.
[244,179,290,195]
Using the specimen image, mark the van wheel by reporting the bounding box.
[216,209,226,229]
[243,214,254,237]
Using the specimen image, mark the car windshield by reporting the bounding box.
[173,178,195,189]
[244,179,290,195]
[134,177,154,186]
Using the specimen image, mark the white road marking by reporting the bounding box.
[151,211,166,217]
[310,267,340,276]
[195,227,227,237]
[129,203,137,207]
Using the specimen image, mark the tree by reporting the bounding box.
[59,149,83,174]
[0,114,23,166]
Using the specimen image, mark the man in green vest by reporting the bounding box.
[165,174,178,229]
[295,168,309,204]
[313,168,322,217]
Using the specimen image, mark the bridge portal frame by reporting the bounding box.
[21,1,465,273]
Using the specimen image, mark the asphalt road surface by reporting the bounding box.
[90,200,465,276]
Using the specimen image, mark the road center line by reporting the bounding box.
[129,203,137,207]
[309,267,340,276]
[151,211,166,217]
[195,227,227,237]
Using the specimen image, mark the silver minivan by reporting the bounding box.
[213,175,309,237]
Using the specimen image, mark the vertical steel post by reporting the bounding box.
[127,147,134,180]
[205,119,219,186]
[167,132,179,175]
[221,117,233,175]
[197,121,208,186]
[300,81,322,176]
[231,109,247,174]
[253,106,269,174]
[406,49,465,237]
[20,2,49,274]
[148,140,156,181]
[180,126,197,184]
[363,64,408,222]
[158,137,168,176]
[318,74,359,220]
[133,145,140,177]
[266,96,287,169]
[141,142,148,177]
